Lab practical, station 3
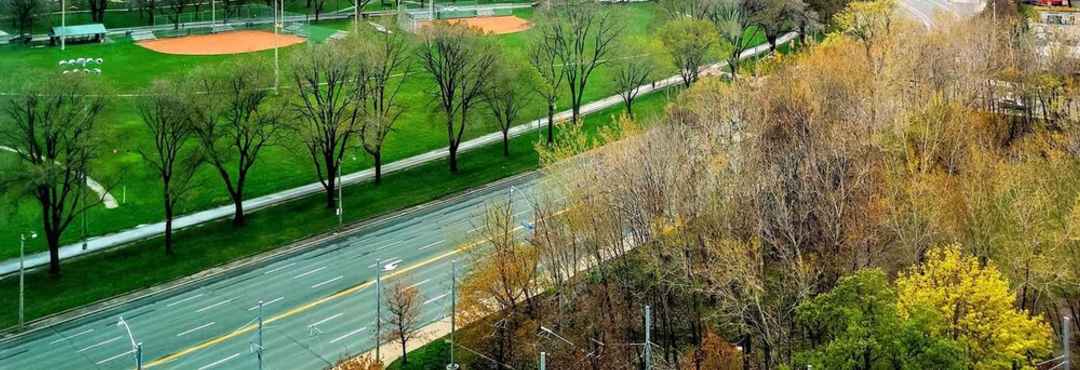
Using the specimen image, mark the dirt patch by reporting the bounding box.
[137,30,305,56]
[419,15,532,35]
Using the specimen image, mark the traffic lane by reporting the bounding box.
[164,259,460,370]
[0,174,544,370]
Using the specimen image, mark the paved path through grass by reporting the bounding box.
[0,32,797,276]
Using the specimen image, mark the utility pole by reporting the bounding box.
[375,257,382,363]
[257,300,265,370]
[18,232,36,330]
[644,305,652,370]
[273,0,280,93]
[539,351,546,370]
[1065,316,1072,370]
[61,0,65,50]
[449,260,458,369]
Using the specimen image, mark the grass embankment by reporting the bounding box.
[0,4,672,259]
[0,91,672,330]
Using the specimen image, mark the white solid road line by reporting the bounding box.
[198,352,242,370]
[165,293,205,308]
[293,266,327,279]
[311,276,343,289]
[424,293,448,306]
[418,241,443,250]
[376,241,401,251]
[77,336,121,352]
[195,298,235,313]
[95,349,135,365]
[329,327,367,344]
[408,279,431,289]
[50,328,93,344]
[177,322,216,337]
[308,313,344,328]
[263,262,296,275]
[247,296,285,311]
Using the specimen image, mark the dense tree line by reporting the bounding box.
[451,2,1080,369]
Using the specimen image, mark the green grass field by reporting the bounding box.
[0,91,672,330]
[1,0,537,34]
[0,3,680,261]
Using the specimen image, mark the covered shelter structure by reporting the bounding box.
[49,24,107,46]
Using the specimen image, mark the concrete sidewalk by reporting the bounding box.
[0,32,797,277]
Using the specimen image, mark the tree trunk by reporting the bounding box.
[47,232,61,275]
[449,144,459,173]
[325,172,337,209]
[624,98,635,119]
[373,151,383,184]
[768,33,777,52]
[232,195,246,226]
[164,190,175,255]
[502,130,510,157]
[546,102,555,144]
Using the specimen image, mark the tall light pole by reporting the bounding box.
[375,257,382,363]
[60,0,66,50]
[255,300,265,370]
[18,232,37,330]
[447,260,459,370]
[644,305,652,370]
[273,0,280,93]
[117,316,143,370]
[1065,316,1072,370]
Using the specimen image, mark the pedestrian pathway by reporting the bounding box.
[0,32,797,277]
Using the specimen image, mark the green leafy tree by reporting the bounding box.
[660,18,719,88]
[795,269,964,370]
[896,245,1054,370]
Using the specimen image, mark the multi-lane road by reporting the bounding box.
[0,173,547,370]
[898,0,985,28]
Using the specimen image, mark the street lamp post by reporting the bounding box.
[117,316,143,370]
[18,232,37,330]
[61,0,66,50]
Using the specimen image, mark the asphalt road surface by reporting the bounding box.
[0,173,548,370]
[898,0,985,28]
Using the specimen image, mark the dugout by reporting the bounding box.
[50,24,107,46]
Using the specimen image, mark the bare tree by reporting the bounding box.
[612,37,660,118]
[137,79,203,255]
[382,280,423,366]
[753,0,810,51]
[291,43,362,209]
[541,0,624,124]
[417,22,497,173]
[483,59,530,157]
[87,0,108,22]
[711,0,762,80]
[351,25,412,184]
[3,0,42,38]
[529,16,567,145]
[661,18,719,88]
[659,0,718,20]
[189,60,283,227]
[164,0,187,30]
[1,75,106,275]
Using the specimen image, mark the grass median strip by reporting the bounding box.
[0,91,672,331]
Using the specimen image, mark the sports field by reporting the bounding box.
[0,4,690,260]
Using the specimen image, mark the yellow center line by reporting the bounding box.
[144,203,557,368]
[144,244,472,368]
